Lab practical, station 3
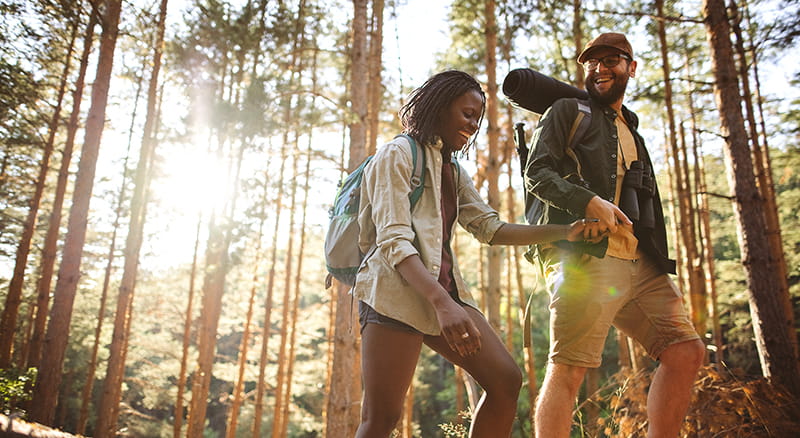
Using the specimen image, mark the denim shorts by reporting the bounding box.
[546,253,701,367]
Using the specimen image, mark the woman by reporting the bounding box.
[353,70,587,437]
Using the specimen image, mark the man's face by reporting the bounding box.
[583,48,637,107]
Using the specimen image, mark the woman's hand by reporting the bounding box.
[435,299,482,357]
[565,219,588,241]
[395,254,481,357]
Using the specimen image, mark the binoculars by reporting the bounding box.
[619,160,656,229]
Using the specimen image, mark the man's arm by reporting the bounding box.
[524,99,596,218]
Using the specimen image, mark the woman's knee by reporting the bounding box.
[360,404,403,435]
[485,358,523,399]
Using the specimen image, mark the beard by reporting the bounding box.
[586,71,629,105]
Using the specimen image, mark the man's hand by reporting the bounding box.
[583,195,631,241]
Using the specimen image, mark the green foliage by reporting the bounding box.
[0,367,37,415]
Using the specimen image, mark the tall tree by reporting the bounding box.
[172,218,202,438]
[27,4,97,371]
[94,1,169,435]
[77,74,142,435]
[0,8,78,368]
[730,0,795,354]
[702,0,800,398]
[327,0,369,435]
[483,0,503,331]
[655,0,708,335]
[29,0,123,425]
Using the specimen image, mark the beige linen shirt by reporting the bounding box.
[354,135,505,335]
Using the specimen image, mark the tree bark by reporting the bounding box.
[172,218,202,438]
[94,1,169,435]
[0,13,78,368]
[483,0,502,331]
[729,0,796,354]
[656,0,707,336]
[76,81,141,436]
[702,0,800,398]
[29,0,123,424]
[27,6,97,371]
[366,0,384,156]
[326,1,368,436]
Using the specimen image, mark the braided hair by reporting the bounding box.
[399,70,486,154]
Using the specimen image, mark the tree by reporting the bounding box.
[27,3,97,372]
[0,12,78,369]
[702,0,800,398]
[326,1,370,436]
[94,1,170,435]
[29,0,123,425]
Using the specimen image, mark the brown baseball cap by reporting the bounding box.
[578,32,634,63]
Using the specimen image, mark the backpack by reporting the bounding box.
[514,99,591,348]
[516,99,592,226]
[324,134,426,288]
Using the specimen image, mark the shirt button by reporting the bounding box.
[611,174,617,179]
[611,153,617,159]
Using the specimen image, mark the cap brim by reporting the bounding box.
[578,46,631,63]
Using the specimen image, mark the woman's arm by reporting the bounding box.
[395,255,481,357]
[488,220,591,245]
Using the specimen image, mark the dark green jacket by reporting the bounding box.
[524,97,676,274]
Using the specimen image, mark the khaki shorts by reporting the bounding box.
[546,252,700,368]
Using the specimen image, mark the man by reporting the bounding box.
[524,32,705,437]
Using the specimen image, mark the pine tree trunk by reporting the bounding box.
[172,218,201,438]
[572,0,584,88]
[252,138,288,437]
[730,0,796,355]
[326,1,368,436]
[29,0,123,424]
[272,144,301,438]
[366,0,383,156]
[0,15,78,368]
[94,2,169,435]
[27,7,97,371]
[483,0,502,331]
[224,173,268,438]
[656,0,707,336]
[702,0,800,398]
[77,52,145,436]
[279,137,314,437]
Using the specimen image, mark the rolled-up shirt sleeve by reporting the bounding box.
[360,142,419,268]
[454,162,505,244]
[525,99,596,218]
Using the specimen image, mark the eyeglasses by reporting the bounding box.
[582,54,631,71]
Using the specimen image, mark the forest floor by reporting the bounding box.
[2,366,799,437]
[585,365,800,437]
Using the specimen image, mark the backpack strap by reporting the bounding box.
[564,99,592,180]
[394,133,426,207]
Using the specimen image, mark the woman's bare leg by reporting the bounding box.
[425,306,522,437]
[355,323,424,438]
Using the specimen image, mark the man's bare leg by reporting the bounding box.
[646,339,705,437]
[534,362,587,438]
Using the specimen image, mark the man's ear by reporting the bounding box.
[629,60,638,78]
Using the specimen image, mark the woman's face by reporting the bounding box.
[438,89,483,153]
